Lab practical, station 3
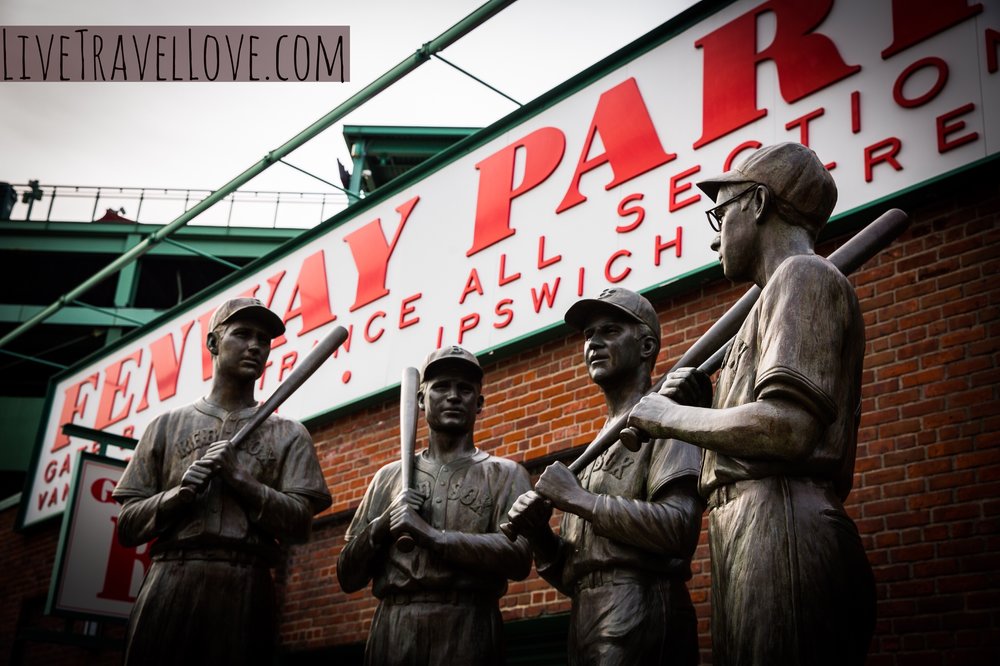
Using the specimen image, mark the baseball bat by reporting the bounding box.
[500,207,910,540]
[179,324,349,501]
[395,366,421,552]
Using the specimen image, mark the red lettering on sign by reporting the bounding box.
[94,350,143,430]
[655,227,684,266]
[498,254,521,286]
[937,103,979,153]
[460,269,484,304]
[264,270,286,309]
[882,0,982,59]
[137,321,195,413]
[537,236,562,269]
[725,141,762,171]
[616,194,645,233]
[458,313,480,344]
[530,278,562,313]
[344,196,419,310]
[785,107,825,146]
[469,128,565,256]
[851,91,862,133]
[694,0,860,148]
[988,29,999,73]
[277,250,337,341]
[893,57,948,108]
[52,373,99,452]
[399,292,422,329]
[97,515,151,603]
[864,137,904,182]
[494,299,514,329]
[669,167,702,213]
[577,267,586,297]
[605,250,632,283]
[557,78,675,213]
[279,351,298,382]
[44,459,58,484]
[90,477,117,503]
[364,311,386,344]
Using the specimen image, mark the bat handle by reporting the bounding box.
[396,534,416,552]
[618,426,646,452]
[499,521,518,542]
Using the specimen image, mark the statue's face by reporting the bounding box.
[710,183,759,282]
[421,370,484,434]
[209,318,272,382]
[582,315,645,386]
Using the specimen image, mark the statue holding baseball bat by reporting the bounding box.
[113,298,339,666]
[627,143,880,665]
[506,288,705,666]
[337,346,531,666]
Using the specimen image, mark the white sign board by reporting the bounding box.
[22,0,1000,527]
[47,453,150,619]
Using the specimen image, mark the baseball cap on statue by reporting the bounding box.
[209,297,286,338]
[420,345,483,383]
[696,142,837,232]
[565,288,661,340]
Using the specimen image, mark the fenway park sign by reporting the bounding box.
[21,0,999,527]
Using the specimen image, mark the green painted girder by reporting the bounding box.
[0,222,299,258]
[0,304,158,327]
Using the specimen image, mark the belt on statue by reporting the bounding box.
[574,568,659,592]
[381,590,495,606]
[152,547,268,567]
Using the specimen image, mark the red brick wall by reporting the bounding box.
[279,163,1000,664]
[0,507,125,664]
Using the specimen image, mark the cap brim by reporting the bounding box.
[225,305,285,338]
[696,170,750,202]
[565,299,641,331]
[421,357,483,383]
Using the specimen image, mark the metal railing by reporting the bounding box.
[0,181,350,229]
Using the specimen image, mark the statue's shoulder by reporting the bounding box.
[775,253,849,289]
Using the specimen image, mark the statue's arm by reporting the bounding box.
[116,487,191,547]
[423,463,533,581]
[432,530,532,581]
[337,469,393,593]
[589,474,703,555]
[114,415,192,547]
[629,395,822,461]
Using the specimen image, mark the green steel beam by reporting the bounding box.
[0,348,68,370]
[160,237,242,270]
[61,423,138,452]
[349,139,366,203]
[0,304,159,326]
[342,124,480,138]
[0,0,518,351]
[432,53,522,106]
[106,233,142,345]
[69,300,146,326]
[0,225,300,256]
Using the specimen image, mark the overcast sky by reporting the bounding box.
[1,0,696,206]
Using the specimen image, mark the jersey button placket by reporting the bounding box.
[431,466,449,529]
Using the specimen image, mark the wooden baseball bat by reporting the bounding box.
[500,207,910,540]
[395,366,421,552]
[179,324,349,501]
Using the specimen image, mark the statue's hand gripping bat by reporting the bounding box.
[178,325,349,502]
